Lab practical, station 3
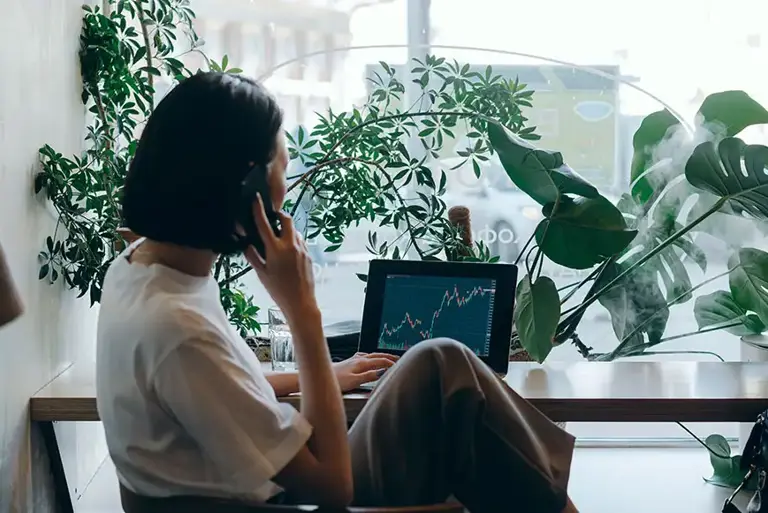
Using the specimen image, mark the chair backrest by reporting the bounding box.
[119,484,464,513]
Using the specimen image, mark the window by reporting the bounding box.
[186,0,768,446]
[273,26,301,80]
[240,24,268,78]
[305,96,331,129]
[530,108,560,137]
[304,31,326,82]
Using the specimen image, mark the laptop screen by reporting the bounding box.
[376,274,497,357]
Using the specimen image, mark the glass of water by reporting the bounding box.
[269,306,295,371]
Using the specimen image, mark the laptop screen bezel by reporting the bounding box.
[358,259,518,374]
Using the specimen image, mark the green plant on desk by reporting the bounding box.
[486,90,768,490]
[487,91,768,364]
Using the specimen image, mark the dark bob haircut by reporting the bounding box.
[122,72,283,255]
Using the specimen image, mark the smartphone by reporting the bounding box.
[238,164,281,258]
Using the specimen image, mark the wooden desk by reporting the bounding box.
[31,361,768,423]
[31,361,768,513]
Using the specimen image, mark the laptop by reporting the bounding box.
[356,259,518,389]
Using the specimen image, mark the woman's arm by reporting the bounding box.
[264,371,300,396]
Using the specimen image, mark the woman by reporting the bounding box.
[96,72,578,512]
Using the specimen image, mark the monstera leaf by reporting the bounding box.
[535,196,638,270]
[631,91,768,205]
[686,138,768,219]
[694,290,766,337]
[632,222,706,304]
[630,110,681,204]
[597,261,669,354]
[698,90,768,137]
[487,121,598,206]
[513,275,560,363]
[729,248,768,326]
[617,192,707,304]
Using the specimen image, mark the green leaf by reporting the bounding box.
[627,213,707,304]
[729,248,768,326]
[597,261,669,352]
[698,90,768,137]
[535,196,637,269]
[513,275,560,363]
[630,109,681,204]
[694,290,766,336]
[702,434,753,489]
[487,121,598,206]
[685,137,768,219]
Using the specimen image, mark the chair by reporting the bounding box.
[119,484,464,513]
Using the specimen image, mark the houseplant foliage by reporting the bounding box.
[221,57,542,286]
[36,0,540,337]
[487,90,768,488]
[33,0,258,334]
[486,90,768,363]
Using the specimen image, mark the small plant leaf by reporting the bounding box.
[513,275,560,363]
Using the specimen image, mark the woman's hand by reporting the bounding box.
[333,352,399,392]
[244,194,318,322]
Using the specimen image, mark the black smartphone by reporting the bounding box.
[238,164,281,258]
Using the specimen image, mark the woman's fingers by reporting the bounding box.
[251,194,279,250]
[356,369,384,384]
[356,357,395,371]
[244,245,266,271]
[276,210,295,238]
[363,352,399,362]
[353,352,399,361]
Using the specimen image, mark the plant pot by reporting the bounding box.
[509,339,568,431]
[739,335,768,452]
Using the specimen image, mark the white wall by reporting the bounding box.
[0,0,107,511]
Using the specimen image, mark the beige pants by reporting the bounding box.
[348,338,575,512]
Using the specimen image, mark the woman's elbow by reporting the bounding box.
[314,474,353,507]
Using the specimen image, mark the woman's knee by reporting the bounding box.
[400,338,474,371]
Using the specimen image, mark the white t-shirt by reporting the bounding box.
[95,240,312,502]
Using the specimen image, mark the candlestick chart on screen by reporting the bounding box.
[376,275,496,356]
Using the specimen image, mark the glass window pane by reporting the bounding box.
[181,0,768,443]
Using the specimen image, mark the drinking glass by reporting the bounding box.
[269,306,296,371]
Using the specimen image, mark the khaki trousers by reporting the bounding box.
[348,338,575,513]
